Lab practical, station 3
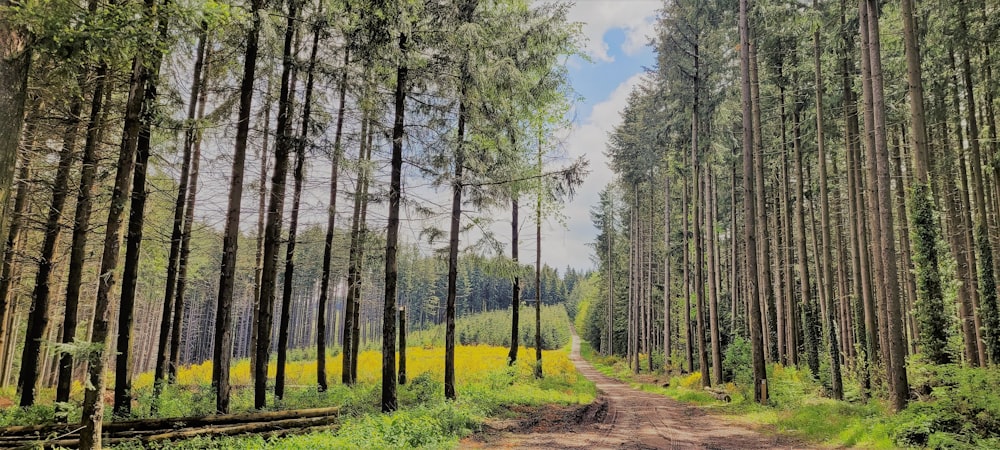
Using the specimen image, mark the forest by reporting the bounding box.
[576,0,1000,447]
[0,0,595,447]
[3,0,1000,448]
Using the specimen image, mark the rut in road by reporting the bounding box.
[476,334,809,449]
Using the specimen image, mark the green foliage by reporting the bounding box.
[894,363,1000,449]
[412,305,571,350]
[910,174,951,365]
[723,337,752,392]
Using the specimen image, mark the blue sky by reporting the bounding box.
[540,0,660,272]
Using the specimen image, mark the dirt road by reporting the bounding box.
[469,335,807,449]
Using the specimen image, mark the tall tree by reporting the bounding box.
[81,0,162,442]
[381,8,408,411]
[255,0,300,409]
[214,0,263,414]
[740,0,768,403]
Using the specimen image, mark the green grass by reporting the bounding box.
[106,346,595,449]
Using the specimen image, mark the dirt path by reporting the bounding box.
[468,335,808,449]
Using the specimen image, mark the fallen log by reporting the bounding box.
[703,387,732,403]
[0,406,341,448]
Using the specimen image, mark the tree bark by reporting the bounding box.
[214,0,263,414]
[19,95,81,407]
[317,46,349,393]
[254,0,299,409]
[740,0,768,402]
[155,24,207,400]
[81,0,159,439]
[381,29,407,412]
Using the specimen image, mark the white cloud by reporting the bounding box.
[542,73,647,271]
[555,0,661,63]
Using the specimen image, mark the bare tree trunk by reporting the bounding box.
[155,24,207,402]
[664,174,671,366]
[861,0,908,410]
[740,0,768,402]
[171,43,210,382]
[509,196,521,364]
[706,171,722,385]
[278,13,320,401]
[812,0,843,398]
[381,29,407,412]
[115,15,169,412]
[254,0,300,409]
[81,1,159,438]
[0,143,30,389]
[214,0,264,414]
[19,94,82,407]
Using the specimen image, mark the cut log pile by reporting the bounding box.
[0,406,339,448]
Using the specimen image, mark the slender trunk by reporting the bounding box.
[740,0,768,402]
[683,170,693,372]
[254,0,299,409]
[171,43,210,381]
[509,197,520,364]
[792,87,820,378]
[317,46,348,393]
[749,38,777,363]
[115,8,169,411]
[342,111,370,385]
[534,141,543,380]
[445,95,466,399]
[81,0,160,438]
[278,14,320,401]
[214,0,263,414]
[812,0,843,398]
[155,25,207,402]
[706,171,722,385]
[664,174,671,366]
[381,30,407,412]
[19,96,82,407]
[0,144,30,390]
[862,0,908,409]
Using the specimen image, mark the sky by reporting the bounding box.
[538,0,660,273]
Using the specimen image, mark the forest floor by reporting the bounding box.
[463,334,811,449]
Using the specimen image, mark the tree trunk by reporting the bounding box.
[749,38,777,363]
[381,29,407,413]
[861,0,908,410]
[171,42,210,382]
[534,139,543,380]
[115,13,169,412]
[80,0,160,439]
[0,142,30,390]
[445,95,466,399]
[342,111,371,385]
[214,0,263,414]
[19,95,81,407]
[155,24,207,401]
[278,13,319,401]
[706,171,722,385]
[740,0,768,402]
[812,0,843,399]
[317,46,349,393]
[254,0,299,409]
[509,195,521,364]
[664,173,671,366]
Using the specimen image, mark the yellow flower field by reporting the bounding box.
[133,345,579,390]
